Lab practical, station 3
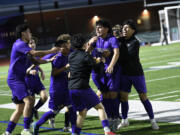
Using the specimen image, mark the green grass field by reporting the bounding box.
[0,43,180,135]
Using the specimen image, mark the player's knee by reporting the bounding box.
[16,109,23,115]
[102,92,109,99]
[139,93,147,101]
[79,109,87,117]
[120,91,128,102]
[15,105,24,115]
[94,103,104,110]
[23,96,34,106]
[109,91,118,99]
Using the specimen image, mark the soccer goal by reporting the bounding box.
[163,5,180,44]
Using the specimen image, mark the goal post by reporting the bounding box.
[164,5,180,43]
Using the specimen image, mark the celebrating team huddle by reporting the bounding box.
[2,19,159,135]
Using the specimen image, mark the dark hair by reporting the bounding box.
[54,40,67,47]
[56,34,71,42]
[15,23,29,38]
[71,33,86,49]
[123,19,137,34]
[96,19,112,33]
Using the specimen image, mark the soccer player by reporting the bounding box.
[25,37,50,120]
[32,37,77,135]
[161,19,168,45]
[47,34,72,132]
[3,23,59,135]
[91,19,121,131]
[68,34,118,135]
[117,19,159,130]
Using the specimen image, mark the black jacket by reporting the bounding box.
[68,49,104,90]
[118,36,144,76]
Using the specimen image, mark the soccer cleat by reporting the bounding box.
[117,119,129,129]
[151,121,159,130]
[49,118,55,128]
[112,118,120,131]
[21,129,32,135]
[2,131,12,135]
[105,131,117,135]
[31,122,39,135]
[71,133,78,135]
[63,126,72,132]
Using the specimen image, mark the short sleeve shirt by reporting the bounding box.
[8,39,32,80]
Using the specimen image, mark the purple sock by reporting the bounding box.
[142,99,154,119]
[69,106,77,133]
[6,121,16,133]
[65,111,70,127]
[101,119,109,128]
[121,101,129,119]
[24,117,31,129]
[34,99,45,110]
[36,111,55,127]
[75,127,81,135]
[71,125,76,134]
[111,98,120,119]
[102,98,112,118]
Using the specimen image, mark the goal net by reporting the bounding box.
[161,5,180,44]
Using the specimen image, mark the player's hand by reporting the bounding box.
[29,70,37,75]
[96,57,101,63]
[106,65,114,74]
[50,55,57,62]
[85,42,93,52]
[51,47,60,53]
[65,63,70,69]
[96,90,102,99]
[88,36,98,45]
[102,49,111,58]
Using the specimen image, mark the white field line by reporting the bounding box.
[146,75,180,82]
[142,58,180,66]
[140,47,180,58]
[148,90,180,98]
[0,93,11,96]
[0,85,8,88]
[134,90,180,100]
[0,90,10,93]
[153,95,179,101]
[129,94,139,97]
[141,53,180,61]
[144,68,164,72]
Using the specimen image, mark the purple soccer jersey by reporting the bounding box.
[48,52,69,110]
[25,69,45,95]
[95,34,119,68]
[8,39,32,80]
[7,39,32,101]
[94,35,121,91]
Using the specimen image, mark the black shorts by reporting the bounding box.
[12,96,24,104]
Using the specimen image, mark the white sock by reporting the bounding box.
[104,126,110,132]
[150,119,156,123]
